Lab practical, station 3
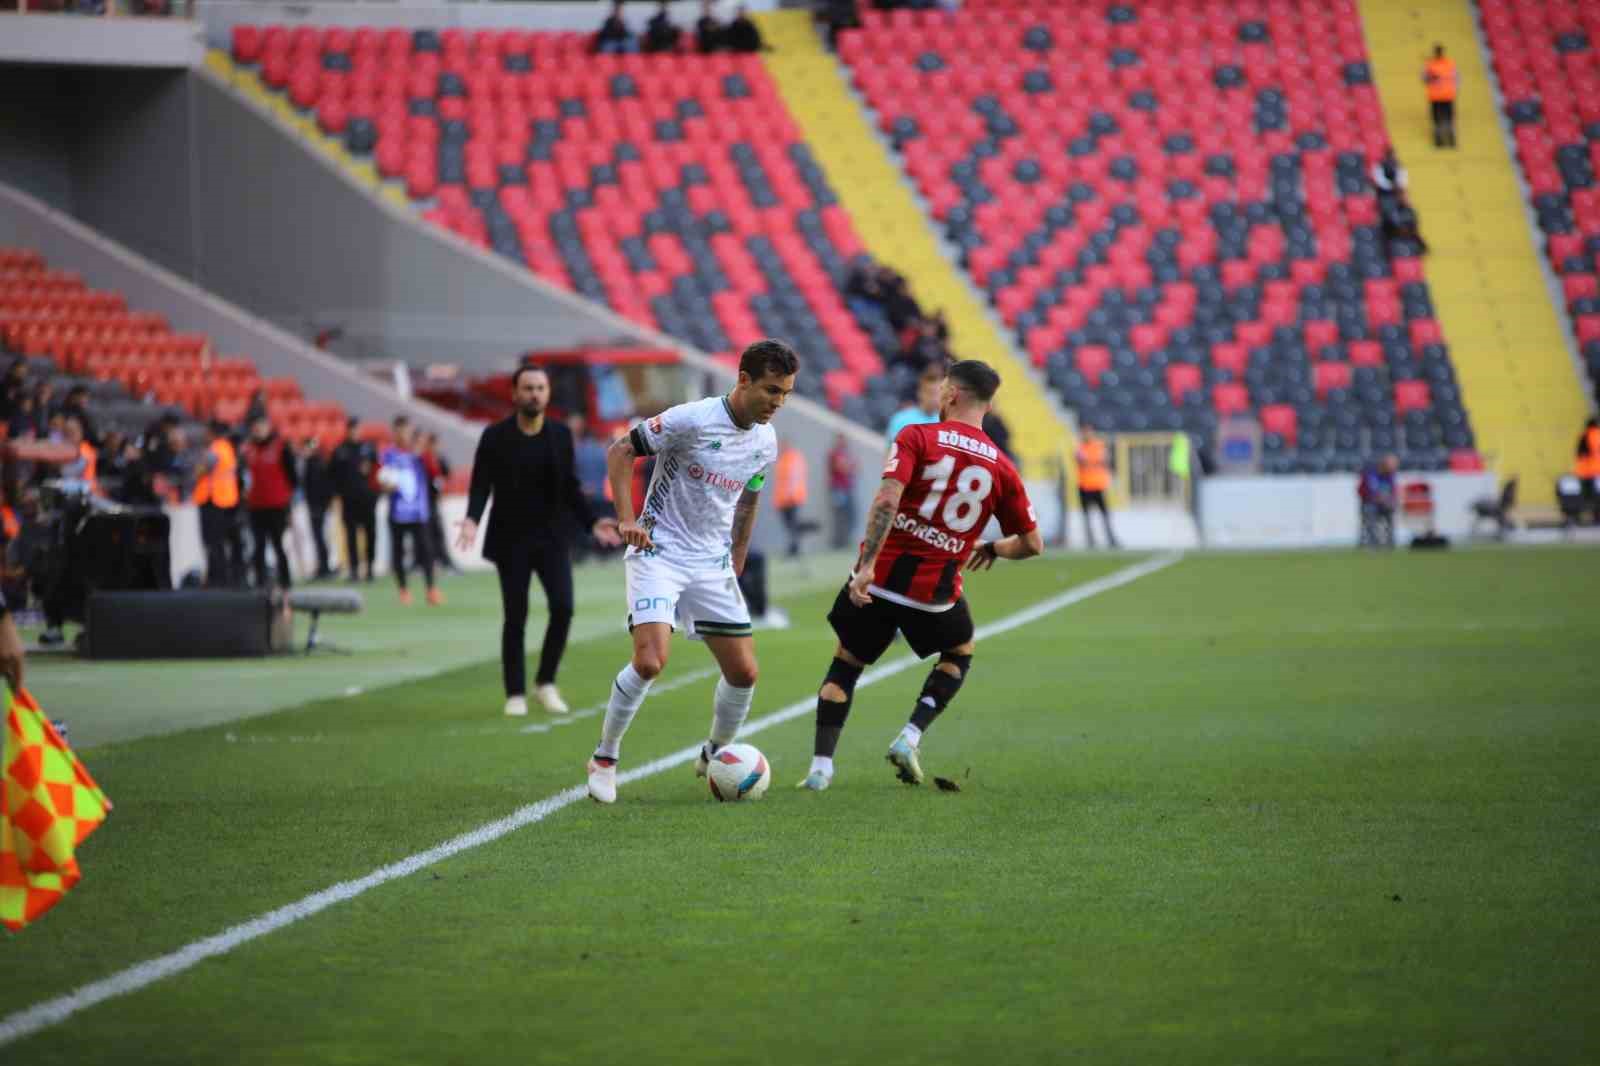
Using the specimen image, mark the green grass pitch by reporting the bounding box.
[3,548,1597,1065]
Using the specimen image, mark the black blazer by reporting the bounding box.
[466,416,596,562]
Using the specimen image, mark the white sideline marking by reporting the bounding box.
[0,552,1181,1048]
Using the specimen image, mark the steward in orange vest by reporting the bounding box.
[1424,45,1458,148]
[1074,427,1119,549]
[1576,418,1600,480]
[195,422,244,587]
[774,445,813,557]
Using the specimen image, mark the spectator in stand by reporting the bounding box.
[300,435,337,581]
[826,432,858,550]
[724,5,766,52]
[1358,453,1399,548]
[59,414,99,496]
[63,385,97,448]
[982,409,1013,460]
[245,387,269,426]
[818,0,862,50]
[0,361,25,420]
[381,421,441,606]
[642,0,682,53]
[419,431,458,575]
[1372,145,1427,259]
[244,414,298,590]
[331,416,379,582]
[113,437,161,508]
[1423,44,1458,149]
[695,0,725,52]
[593,0,636,54]
[192,419,241,585]
[895,316,948,374]
[143,412,182,480]
[885,364,944,441]
[7,392,39,440]
[880,267,920,331]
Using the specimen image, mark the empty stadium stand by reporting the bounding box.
[838,0,1479,473]
[229,24,900,425]
[1480,0,1600,406]
[1,246,357,448]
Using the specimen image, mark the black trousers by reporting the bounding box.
[308,500,333,577]
[1431,99,1456,147]
[343,501,377,579]
[200,502,243,587]
[391,519,435,590]
[1078,488,1119,548]
[495,541,575,696]
[249,506,292,589]
[426,490,455,571]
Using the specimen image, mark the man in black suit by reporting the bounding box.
[457,365,622,717]
[330,417,380,582]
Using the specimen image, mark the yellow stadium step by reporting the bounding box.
[1358,0,1589,502]
[755,10,1068,477]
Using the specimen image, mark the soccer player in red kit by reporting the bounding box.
[799,359,1044,790]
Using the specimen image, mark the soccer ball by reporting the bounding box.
[706,743,771,802]
[376,465,403,491]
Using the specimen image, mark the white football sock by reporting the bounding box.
[898,723,923,747]
[809,755,834,777]
[709,677,755,748]
[595,662,653,760]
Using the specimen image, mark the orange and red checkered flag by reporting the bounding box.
[1,685,111,931]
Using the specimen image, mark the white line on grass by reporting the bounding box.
[0,552,1181,1048]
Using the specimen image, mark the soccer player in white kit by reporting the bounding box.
[586,340,799,803]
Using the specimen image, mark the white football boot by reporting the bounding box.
[504,696,528,717]
[586,758,618,804]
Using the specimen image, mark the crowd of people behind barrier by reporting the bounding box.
[0,355,468,643]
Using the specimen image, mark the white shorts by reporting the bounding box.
[625,554,752,640]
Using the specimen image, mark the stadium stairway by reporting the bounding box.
[754,9,1068,477]
[1358,0,1589,500]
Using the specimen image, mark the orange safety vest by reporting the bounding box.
[1577,426,1600,478]
[1076,439,1110,492]
[773,449,807,509]
[193,438,240,508]
[1425,57,1457,102]
[76,441,100,497]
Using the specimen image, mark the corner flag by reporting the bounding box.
[1,686,111,931]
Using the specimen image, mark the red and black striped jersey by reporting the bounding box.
[862,421,1037,612]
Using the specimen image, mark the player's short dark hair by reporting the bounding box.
[739,339,799,382]
[947,359,1001,403]
[512,363,548,389]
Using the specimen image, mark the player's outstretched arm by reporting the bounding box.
[848,478,906,605]
[730,487,760,576]
[967,529,1045,571]
[607,435,654,551]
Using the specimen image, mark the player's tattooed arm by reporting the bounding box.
[730,487,760,576]
[857,478,906,570]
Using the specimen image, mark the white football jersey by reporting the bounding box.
[627,396,777,567]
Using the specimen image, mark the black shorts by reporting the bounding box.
[827,584,974,662]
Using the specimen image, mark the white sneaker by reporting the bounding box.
[504,696,528,717]
[586,758,618,804]
[535,684,570,714]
